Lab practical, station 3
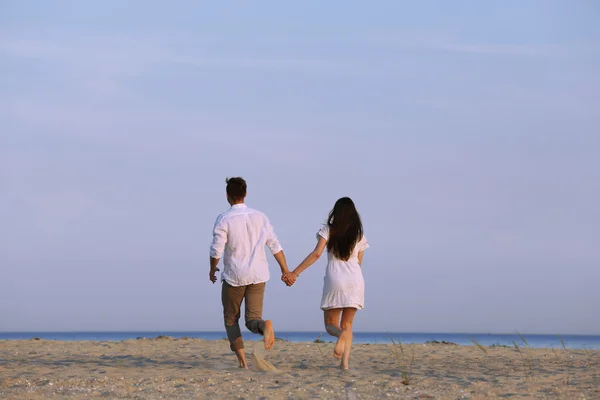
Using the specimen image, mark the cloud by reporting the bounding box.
[0,35,355,75]
[430,42,557,57]
[171,55,339,72]
[364,32,599,57]
[0,37,62,59]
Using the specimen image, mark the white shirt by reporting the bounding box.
[209,204,283,287]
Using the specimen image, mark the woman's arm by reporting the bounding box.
[290,237,327,280]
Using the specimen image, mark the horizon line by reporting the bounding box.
[1,330,599,336]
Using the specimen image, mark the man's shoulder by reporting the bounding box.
[217,206,263,217]
[246,207,270,221]
[245,206,264,215]
[215,209,234,224]
[216,206,269,224]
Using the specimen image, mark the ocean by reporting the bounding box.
[1,332,599,349]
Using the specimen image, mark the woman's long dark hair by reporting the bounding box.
[326,197,363,261]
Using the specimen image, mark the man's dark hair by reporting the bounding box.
[226,177,247,202]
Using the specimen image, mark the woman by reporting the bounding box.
[285,197,369,370]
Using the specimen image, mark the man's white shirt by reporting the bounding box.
[210,204,283,286]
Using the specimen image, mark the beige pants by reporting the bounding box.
[221,281,266,351]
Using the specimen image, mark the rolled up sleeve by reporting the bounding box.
[265,220,283,255]
[209,217,227,258]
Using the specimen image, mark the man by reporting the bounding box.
[209,177,290,368]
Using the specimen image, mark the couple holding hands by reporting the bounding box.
[209,177,369,370]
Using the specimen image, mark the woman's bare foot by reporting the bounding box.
[239,362,249,369]
[333,331,347,359]
[263,320,275,350]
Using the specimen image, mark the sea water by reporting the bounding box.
[1,332,599,349]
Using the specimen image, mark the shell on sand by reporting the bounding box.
[251,352,277,372]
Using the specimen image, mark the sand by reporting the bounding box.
[1,337,599,399]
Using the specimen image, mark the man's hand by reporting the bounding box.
[210,267,220,284]
[209,257,220,284]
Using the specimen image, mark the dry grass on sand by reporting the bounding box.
[1,337,599,399]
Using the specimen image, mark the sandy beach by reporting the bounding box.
[1,337,598,399]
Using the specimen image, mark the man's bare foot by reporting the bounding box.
[263,320,275,350]
[340,360,349,370]
[333,331,347,359]
[234,349,248,368]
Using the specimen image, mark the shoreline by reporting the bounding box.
[1,337,598,399]
[3,330,599,336]
[0,333,600,351]
[0,335,589,350]
[2,333,599,350]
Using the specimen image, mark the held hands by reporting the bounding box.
[209,267,220,284]
[281,271,298,286]
[211,267,295,286]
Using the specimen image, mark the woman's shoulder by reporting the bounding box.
[317,223,329,240]
[357,233,369,251]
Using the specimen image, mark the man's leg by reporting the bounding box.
[221,281,248,367]
[244,282,275,350]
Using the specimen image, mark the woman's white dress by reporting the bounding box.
[318,225,369,310]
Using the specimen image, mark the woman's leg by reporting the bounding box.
[323,308,346,358]
[340,307,357,370]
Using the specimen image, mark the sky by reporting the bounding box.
[1,0,599,335]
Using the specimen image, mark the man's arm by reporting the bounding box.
[209,217,227,284]
[265,219,283,256]
[264,217,290,282]
[272,250,289,275]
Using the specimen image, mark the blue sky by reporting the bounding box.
[1,1,599,334]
